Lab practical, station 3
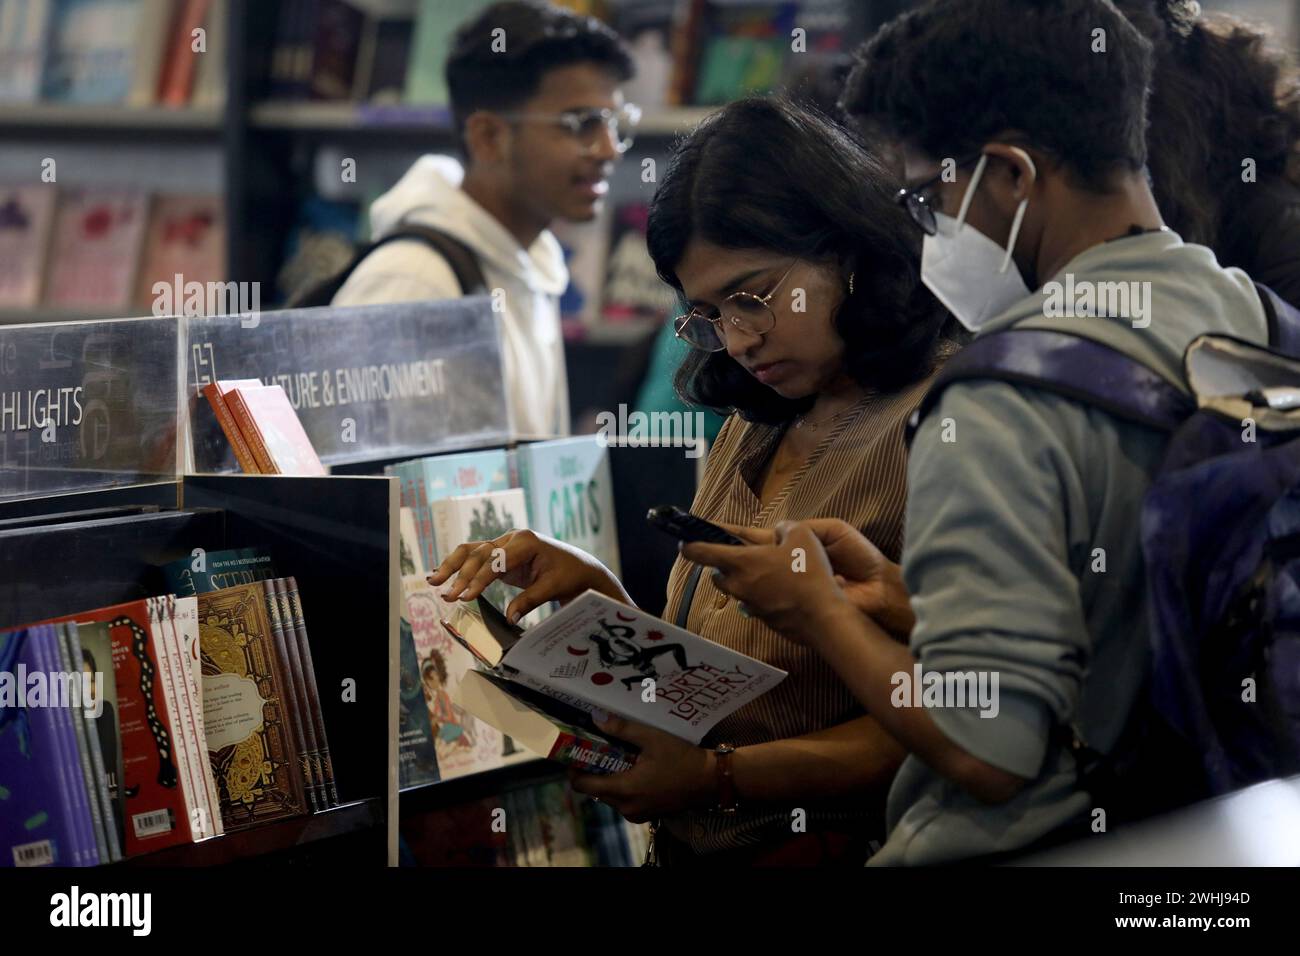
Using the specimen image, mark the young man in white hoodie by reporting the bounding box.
[333,1,636,439]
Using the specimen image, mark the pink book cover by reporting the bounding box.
[134,194,227,309]
[44,189,150,310]
[228,384,326,476]
[0,185,57,307]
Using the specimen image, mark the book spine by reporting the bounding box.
[413,463,436,572]
[23,628,83,866]
[167,598,223,838]
[37,627,94,865]
[430,498,454,570]
[64,622,123,862]
[149,600,204,843]
[514,446,536,529]
[203,382,261,473]
[166,597,223,840]
[55,624,110,865]
[285,577,339,806]
[159,0,213,107]
[263,580,320,812]
[224,387,276,473]
[271,578,326,807]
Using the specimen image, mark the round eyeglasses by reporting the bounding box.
[672,261,799,352]
[497,103,643,155]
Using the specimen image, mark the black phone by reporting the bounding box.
[646,505,746,546]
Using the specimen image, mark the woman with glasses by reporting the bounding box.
[430,96,959,866]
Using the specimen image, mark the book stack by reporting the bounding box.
[0,185,225,315]
[1,549,340,866]
[203,380,326,476]
[0,0,227,108]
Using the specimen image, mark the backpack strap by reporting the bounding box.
[289,223,487,307]
[1255,281,1300,358]
[905,328,1195,445]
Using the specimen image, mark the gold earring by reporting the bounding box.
[848,272,855,295]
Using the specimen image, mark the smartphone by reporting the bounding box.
[646,505,746,546]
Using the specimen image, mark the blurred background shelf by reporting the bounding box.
[0,104,224,134]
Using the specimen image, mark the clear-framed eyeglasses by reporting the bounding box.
[673,260,800,353]
[496,103,642,155]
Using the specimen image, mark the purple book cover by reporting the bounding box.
[0,626,83,866]
[36,625,96,865]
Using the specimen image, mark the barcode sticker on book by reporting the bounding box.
[132,809,174,838]
[12,840,54,867]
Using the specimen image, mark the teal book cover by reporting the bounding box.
[515,437,621,576]
[415,448,511,565]
[160,548,276,597]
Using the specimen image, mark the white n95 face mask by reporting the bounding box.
[920,150,1036,332]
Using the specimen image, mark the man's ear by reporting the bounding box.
[463,111,509,166]
[979,142,1040,207]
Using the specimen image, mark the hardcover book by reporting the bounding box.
[445,590,787,746]
[197,583,307,831]
[53,622,114,862]
[201,379,265,474]
[225,383,326,476]
[282,577,338,805]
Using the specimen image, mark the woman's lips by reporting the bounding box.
[751,361,791,385]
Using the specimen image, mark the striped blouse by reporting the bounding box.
[661,372,934,855]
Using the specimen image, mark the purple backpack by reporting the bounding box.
[908,283,1300,814]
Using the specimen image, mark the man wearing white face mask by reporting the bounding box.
[811,0,1272,864]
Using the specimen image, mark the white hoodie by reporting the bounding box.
[332,155,570,439]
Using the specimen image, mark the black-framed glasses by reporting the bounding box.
[497,103,642,155]
[672,260,800,353]
[895,151,983,235]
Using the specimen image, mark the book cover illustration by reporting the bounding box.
[44,188,149,309]
[0,185,57,308]
[515,436,621,577]
[401,577,504,779]
[197,583,306,831]
[133,194,227,309]
[407,448,510,570]
[41,0,144,104]
[397,588,440,789]
[453,590,787,746]
[431,487,527,613]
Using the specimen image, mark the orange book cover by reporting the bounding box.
[203,379,263,474]
[226,384,325,476]
[158,0,214,107]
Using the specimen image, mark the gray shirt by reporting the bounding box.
[872,231,1268,865]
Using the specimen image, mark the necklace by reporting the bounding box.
[793,398,865,432]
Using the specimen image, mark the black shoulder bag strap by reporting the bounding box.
[289,223,488,306]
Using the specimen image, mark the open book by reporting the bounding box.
[444,590,787,772]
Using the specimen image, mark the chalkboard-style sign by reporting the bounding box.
[187,297,511,472]
[0,317,181,502]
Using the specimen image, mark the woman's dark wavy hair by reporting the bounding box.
[645,95,955,425]
[1117,0,1300,246]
